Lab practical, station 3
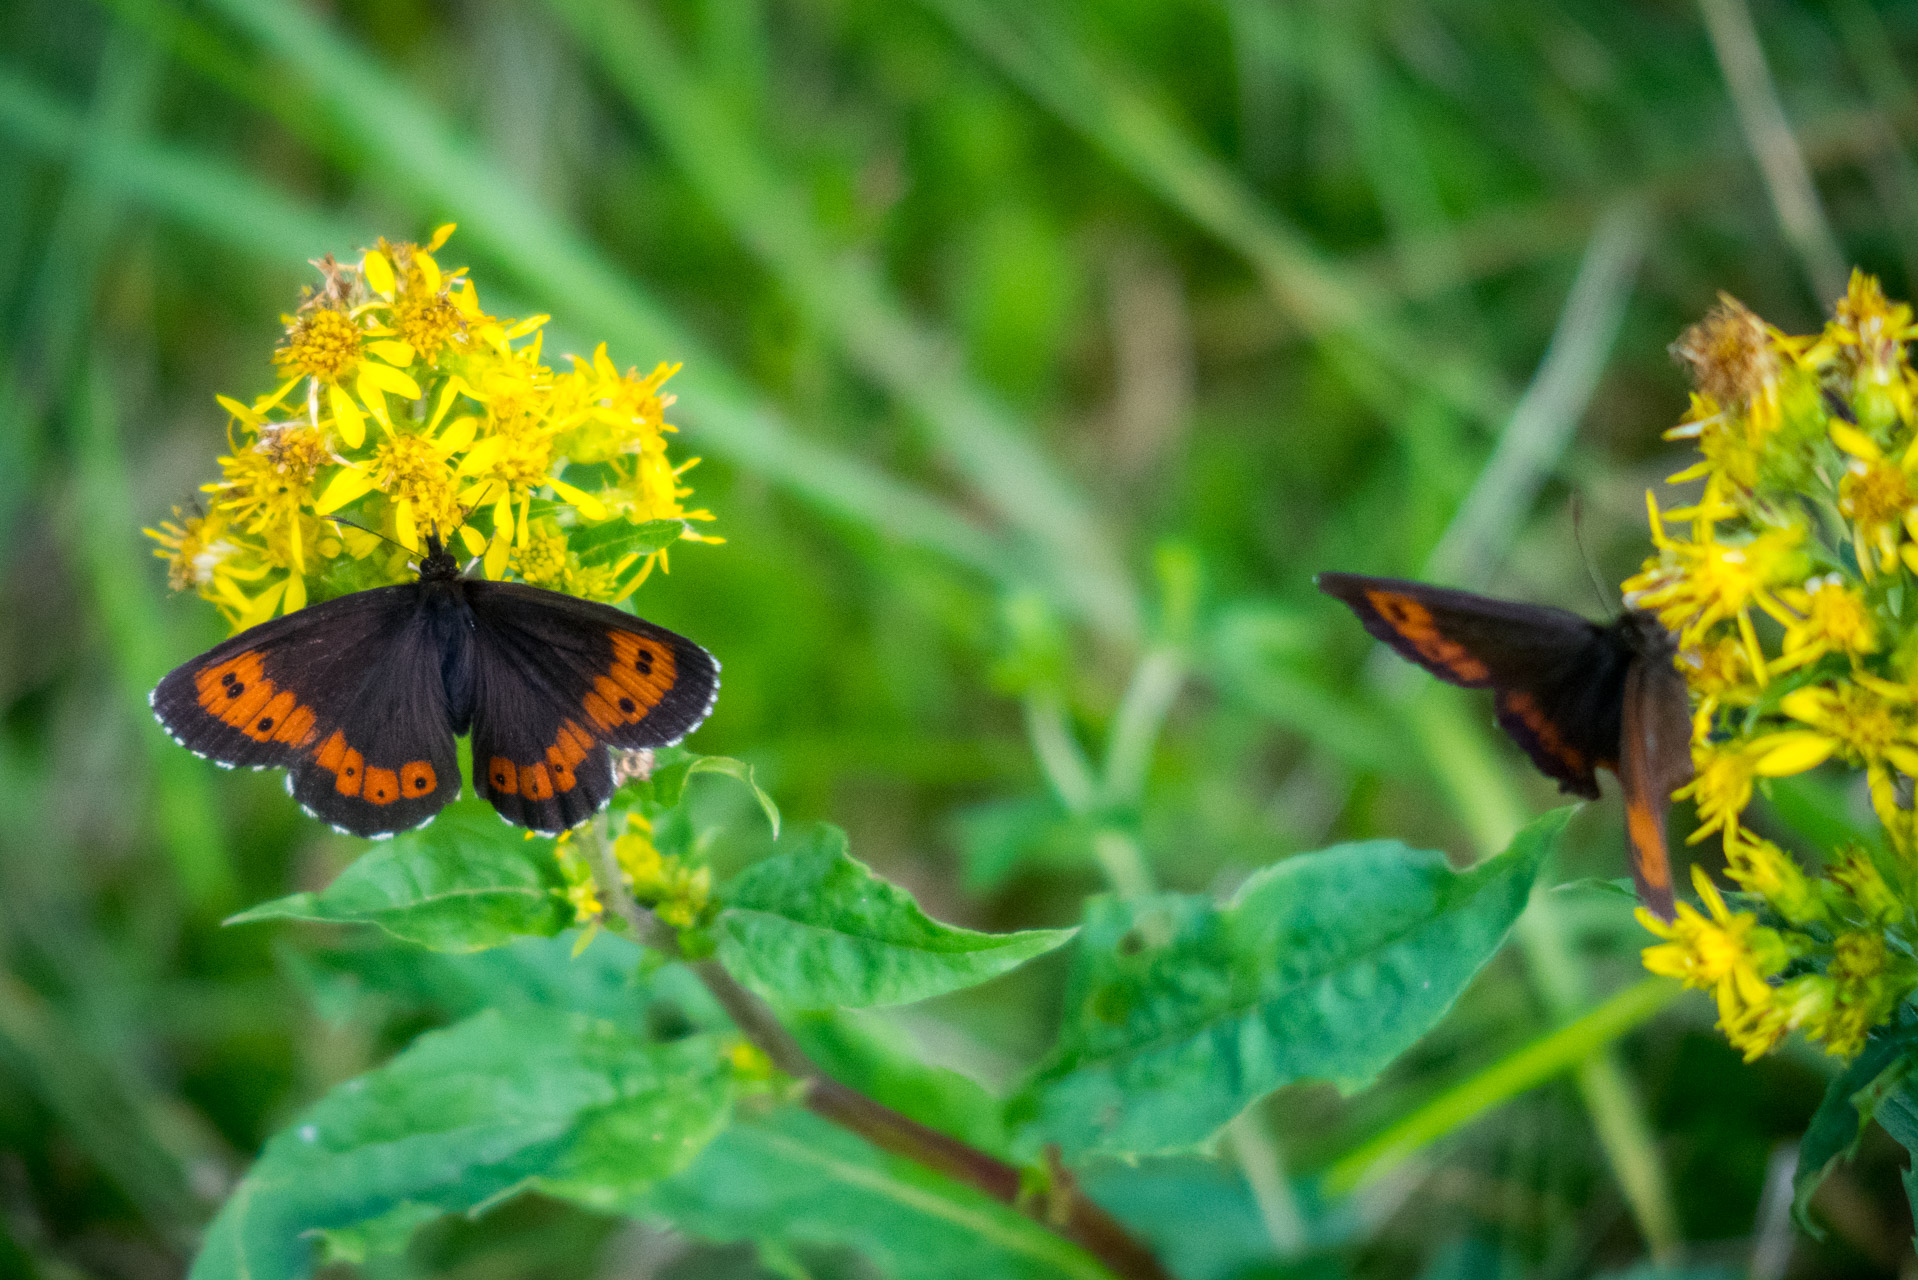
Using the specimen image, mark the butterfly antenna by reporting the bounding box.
[323,514,412,554]
[1569,496,1617,616]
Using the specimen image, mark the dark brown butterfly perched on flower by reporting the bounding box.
[151,534,718,838]
[1318,573,1692,921]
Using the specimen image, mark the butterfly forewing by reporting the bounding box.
[1318,573,1627,797]
[152,584,465,838]
[462,582,718,833]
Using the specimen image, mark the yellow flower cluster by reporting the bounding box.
[1628,274,1918,1060]
[553,811,713,948]
[146,227,717,630]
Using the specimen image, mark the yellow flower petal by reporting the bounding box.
[456,435,505,475]
[328,382,366,448]
[426,222,457,252]
[547,476,607,520]
[368,339,416,367]
[1752,732,1837,776]
[437,415,479,456]
[1778,687,1830,724]
[252,376,302,415]
[416,250,442,293]
[358,360,422,401]
[362,249,395,296]
[395,497,418,551]
[458,524,487,557]
[313,465,379,515]
[217,394,261,425]
[283,571,307,613]
[1831,421,1881,460]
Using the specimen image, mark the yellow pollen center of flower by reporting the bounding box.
[1839,460,1911,527]
[276,307,364,383]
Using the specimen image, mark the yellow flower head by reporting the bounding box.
[147,229,717,629]
[1637,275,1918,1063]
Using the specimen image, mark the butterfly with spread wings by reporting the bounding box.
[1318,572,1693,920]
[151,535,718,838]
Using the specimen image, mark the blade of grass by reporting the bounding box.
[1423,200,1649,584]
[918,0,1513,432]
[544,0,1141,645]
[20,27,237,911]
[1697,0,1848,303]
[1323,977,1682,1193]
[0,57,1017,598]
[1403,688,1682,1260]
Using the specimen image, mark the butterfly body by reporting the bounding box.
[152,539,718,838]
[1318,572,1691,920]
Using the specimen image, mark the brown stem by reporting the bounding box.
[579,827,1172,1280]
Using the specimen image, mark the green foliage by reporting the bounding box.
[641,1108,1109,1280]
[230,807,567,951]
[716,823,1074,1008]
[1012,809,1566,1155]
[192,1008,733,1280]
[1791,1015,1918,1233]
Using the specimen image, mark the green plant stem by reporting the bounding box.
[1025,641,1310,1257]
[1404,689,1681,1260]
[575,824,1171,1280]
[1324,977,1681,1192]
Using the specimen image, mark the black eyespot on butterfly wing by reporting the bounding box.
[151,584,464,838]
[462,581,718,833]
[1318,573,1627,797]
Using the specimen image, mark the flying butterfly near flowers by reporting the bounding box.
[152,532,718,838]
[1319,573,1693,920]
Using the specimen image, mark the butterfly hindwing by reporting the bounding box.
[462,581,718,833]
[1621,654,1693,921]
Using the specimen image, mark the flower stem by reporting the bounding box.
[576,823,1171,1280]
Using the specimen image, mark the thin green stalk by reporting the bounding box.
[1101,646,1186,809]
[1404,690,1681,1260]
[542,0,1142,646]
[1697,0,1848,302]
[51,31,236,911]
[1024,691,1100,815]
[919,0,1513,432]
[1422,201,1649,585]
[1324,977,1681,1192]
[1024,635,1311,1258]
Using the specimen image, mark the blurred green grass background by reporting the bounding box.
[4,0,1918,1276]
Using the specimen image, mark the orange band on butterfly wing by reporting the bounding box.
[488,757,518,796]
[1362,590,1493,684]
[362,767,400,805]
[1499,690,1589,776]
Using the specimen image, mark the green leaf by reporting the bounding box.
[715,824,1074,1008]
[637,748,781,837]
[1791,1015,1918,1234]
[228,807,567,951]
[191,1008,732,1280]
[570,517,685,565]
[1011,808,1566,1156]
[641,1107,1108,1280]
[788,1010,1009,1153]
